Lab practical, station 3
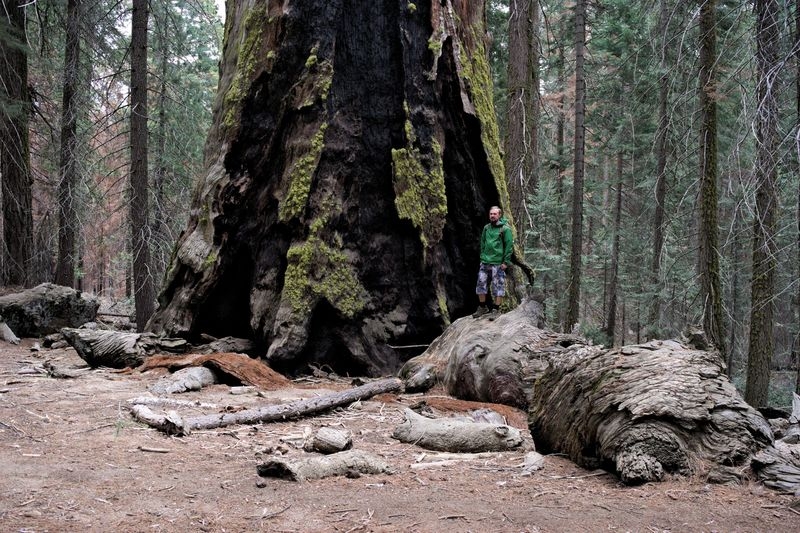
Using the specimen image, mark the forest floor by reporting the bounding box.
[1,338,799,533]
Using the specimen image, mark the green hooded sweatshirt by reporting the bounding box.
[479,217,513,265]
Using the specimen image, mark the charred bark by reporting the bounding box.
[147,1,519,376]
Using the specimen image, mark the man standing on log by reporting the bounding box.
[472,206,513,320]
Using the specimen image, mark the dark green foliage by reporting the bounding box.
[489,0,799,404]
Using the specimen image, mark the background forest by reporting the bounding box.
[0,0,798,407]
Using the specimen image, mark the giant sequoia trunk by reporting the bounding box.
[148,1,520,375]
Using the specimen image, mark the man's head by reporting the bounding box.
[489,206,502,224]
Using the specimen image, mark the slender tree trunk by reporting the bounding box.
[54,0,83,288]
[0,0,33,287]
[505,0,532,233]
[649,0,671,334]
[152,30,169,286]
[603,152,623,345]
[566,0,587,332]
[794,0,800,396]
[555,45,566,330]
[698,0,726,361]
[130,0,155,330]
[745,0,780,408]
[728,260,738,377]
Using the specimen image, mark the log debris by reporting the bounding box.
[129,377,402,436]
[61,328,187,368]
[256,450,392,481]
[391,408,523,453]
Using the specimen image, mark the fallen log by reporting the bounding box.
[0,321,20,344]
[528,340,773,485]
[129,377,402,436]
[0,283,98,336]
[148,366,218,395]
[391,407,523,453]
[751,440,800,492]
[752,393,800,492]
[61,328,189,368]
[400,299,778,486]
[256,450,392,481]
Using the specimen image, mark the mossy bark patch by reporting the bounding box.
[391,138,447,249]
[280,122,328,222]
[284,234,365,319]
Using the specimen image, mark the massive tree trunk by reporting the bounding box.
[148,1,519,376]
[0,0,33,287]
[745,0,780,408]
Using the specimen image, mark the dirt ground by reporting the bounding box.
[1,338,799,533]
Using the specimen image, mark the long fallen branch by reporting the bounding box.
[130,377,402,436]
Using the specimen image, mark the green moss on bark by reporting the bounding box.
[391,137,447,249]
[284,233,365,318]
[280,122,328,221]
[222,7,270,130]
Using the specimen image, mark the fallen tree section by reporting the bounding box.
[399,297,575,409]
[391,408,523,453]
[257,450,392,481]
[130,377,402,436]
[528,340,773,484]
[61,328,188,368]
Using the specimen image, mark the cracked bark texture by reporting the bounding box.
[147,0,519,375]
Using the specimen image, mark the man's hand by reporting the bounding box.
[500,263,507,271]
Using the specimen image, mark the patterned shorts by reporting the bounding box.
[475,263,506,297]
